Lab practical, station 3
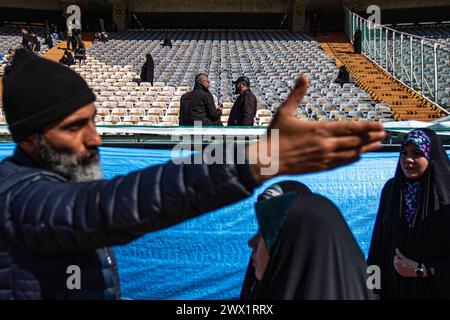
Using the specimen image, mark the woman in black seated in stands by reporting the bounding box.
[367,129,450,300]
[59,50,74,67]
[44,33,54,49]
[241,181,372,300]
[334,65,350,87]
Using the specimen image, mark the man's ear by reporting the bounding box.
[19,134,39,155]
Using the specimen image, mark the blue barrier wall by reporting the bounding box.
[1,144,448,299]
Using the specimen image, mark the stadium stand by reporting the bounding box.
[0,25,62,77]
[1,27,446,127]
[59,29,394,127]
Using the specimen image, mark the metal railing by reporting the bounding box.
[344,8,450,114]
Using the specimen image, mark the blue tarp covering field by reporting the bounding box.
[1,143,449,300]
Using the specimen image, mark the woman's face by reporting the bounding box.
[248,232,270,281]
[400,143,429,180]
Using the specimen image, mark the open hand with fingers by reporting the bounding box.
[248,76,387,183]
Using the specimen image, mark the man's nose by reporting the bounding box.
[84,121,102,148]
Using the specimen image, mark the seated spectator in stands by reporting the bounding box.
[31,32,41,53]
[162,33,173,48]
[241,181,373,300]
[180,73,223,126]
[44,33,54,49]
[59,50,75,67]
[140,53,155,85]
[74,47,86,65]
[51,25,61,40]
[334,66,350,87]
[228,76,257,127]
[4,49,15,66]
[100,32,109,43]
[94,32,101,42]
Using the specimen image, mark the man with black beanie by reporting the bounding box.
[0,49,385,299]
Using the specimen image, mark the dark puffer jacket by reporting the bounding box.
[179,84,222,126]
[0,147,258,299]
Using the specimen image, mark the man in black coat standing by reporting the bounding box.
[21,28,31,50]
[228,76,257,127]
[179,73,222,126]
[140,53,155,85]
[353,28,362,54]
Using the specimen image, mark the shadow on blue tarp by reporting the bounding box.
[1,143,449,299]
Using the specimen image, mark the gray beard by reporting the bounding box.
[37,135,103,182]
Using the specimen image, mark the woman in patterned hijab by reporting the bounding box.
[368,129,450,299]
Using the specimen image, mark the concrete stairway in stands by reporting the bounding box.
[316,33,447,122]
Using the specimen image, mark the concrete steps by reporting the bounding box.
[315,33,446,122]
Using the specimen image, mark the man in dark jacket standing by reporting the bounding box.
[0,49,385,300]
[21,28,31,50]
[31,32,41,53]
[179,73,222,126]
[228,76,257,127]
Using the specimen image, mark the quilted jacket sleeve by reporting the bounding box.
[0,158,259,253]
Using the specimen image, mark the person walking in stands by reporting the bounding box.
[228,76,257,127]
[179,73,223,126]
[31,32,41,53]
[66,27,75,51]
[0,49,385,300]
[21,28,31,50]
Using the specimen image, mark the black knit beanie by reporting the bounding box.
[2,49,96,142]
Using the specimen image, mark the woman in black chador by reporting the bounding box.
[241,181,373,300]
[334,66,350,87]
[368,129,450,299]
[140,53,155,85]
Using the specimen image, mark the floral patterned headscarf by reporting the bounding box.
[400,129,431,226]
